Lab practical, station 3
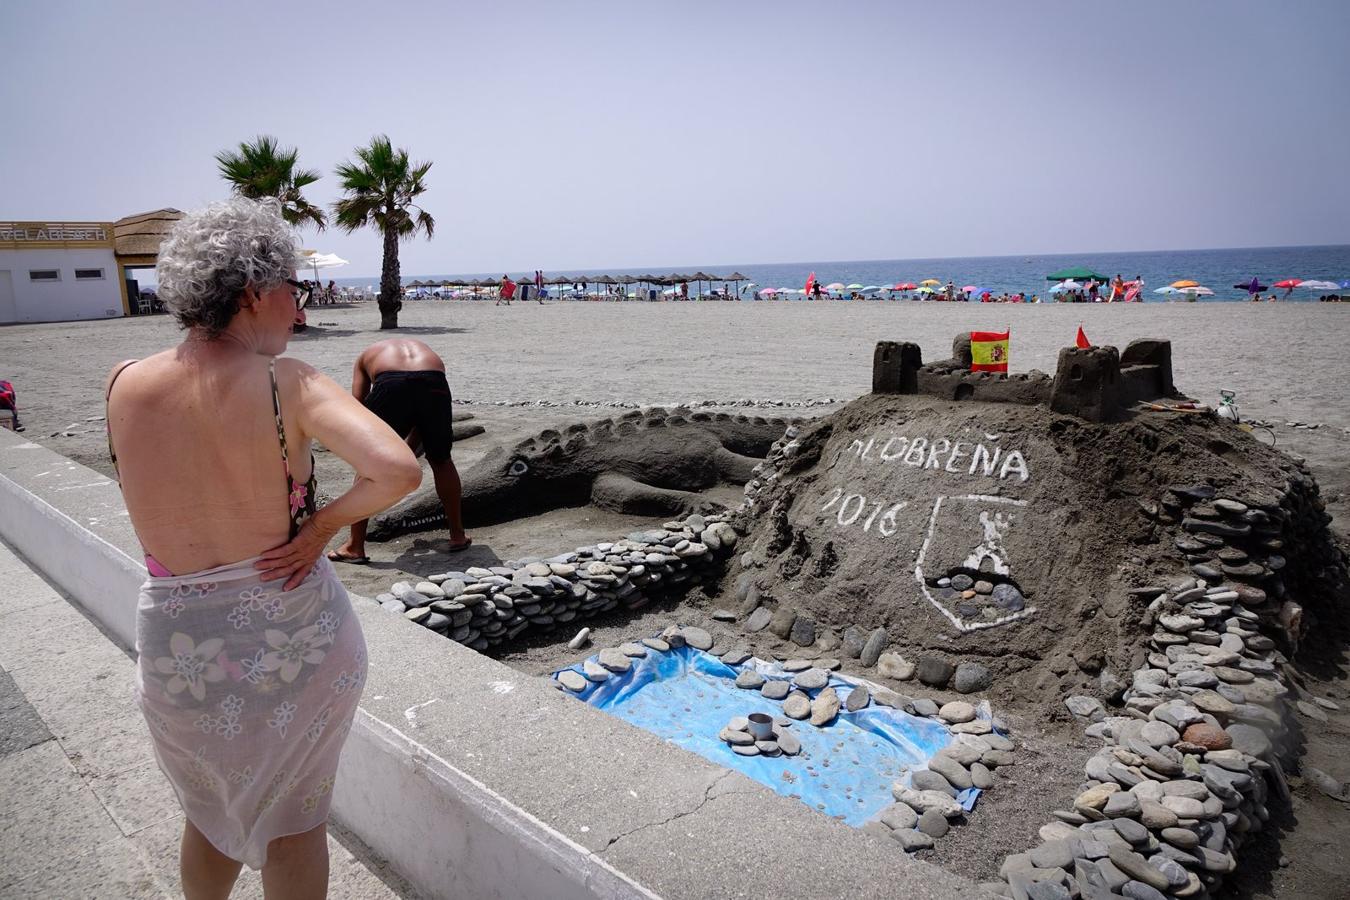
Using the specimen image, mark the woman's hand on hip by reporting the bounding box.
[256,519,337,591]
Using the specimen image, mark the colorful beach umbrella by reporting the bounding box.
[825,282,844,290]
[1179,286,1214,296]
[1046,267,1107,282]
[1273,279,1302,289]
[1233,278,1268,294]
[920,279,941,286]
[1169,280,1200,289]
[893,282,917,291]
[846,283,864,290]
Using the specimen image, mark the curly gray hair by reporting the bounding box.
[156,197,299,336]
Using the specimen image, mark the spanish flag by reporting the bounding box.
[970,330,1010,373]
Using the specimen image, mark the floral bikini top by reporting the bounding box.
[107,358,317,575]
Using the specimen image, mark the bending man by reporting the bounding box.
[330,338,471,562]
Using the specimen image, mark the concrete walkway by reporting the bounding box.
[0,539,415,899]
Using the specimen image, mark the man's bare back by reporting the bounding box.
[333,337,471,561]
[353,338,445,402]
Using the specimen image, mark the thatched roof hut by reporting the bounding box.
[113,208,183,261]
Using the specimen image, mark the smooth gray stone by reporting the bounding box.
[776,729,801,755]
[1111,817,1149,846]
[1121,883,1167,900]
[860,627,889,667]
[841,625,866,658]
[1028,839,1075,870]
[682,626,714,650]
[917,657,955,687]
[845,685,871,711]
[929,754,973,790]
[953,662,993,694]
[557,670,587,692]
[793,668,829,691]
[891,828,934,852]
[597,648,632,672]
[720,648,751,665]
[744,606,773,632]
[911,771,957,797]
[916,807,949,838]
[790,615,816,647]
[761,680,790,700]
[879,802,919,830]
[735,669,766,689]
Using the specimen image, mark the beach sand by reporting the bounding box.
[3,299,1348,890]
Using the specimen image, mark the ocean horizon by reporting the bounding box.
[332,243,1350,302]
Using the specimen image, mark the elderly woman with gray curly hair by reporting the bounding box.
[104,197,420,899]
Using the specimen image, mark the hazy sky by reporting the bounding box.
[4,1,1348,277]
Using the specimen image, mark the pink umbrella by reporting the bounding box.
[893,282,917,291]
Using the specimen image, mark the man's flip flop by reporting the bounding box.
[325,551,370,565]
[447,538,473,552]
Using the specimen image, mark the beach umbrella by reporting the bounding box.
[961,285,981,293]
[915,286,937,294]
[859,286,882,295]
[1340,281,1350,290]
[1272,279,1302,289]
[825,282,844,290]
[1169,279,1200,289]
[760,287,779,295]
[1154,287,1182,295]
[1298,280,1339,291]
[845,283,864,290]
[1048,282,1075,294]
[1179,286,1214,296]
[294,250,349,285]
[920,279,941,286]
[1046,267,1107,282]
[894,282,917,291]
[1233,278,1268,294]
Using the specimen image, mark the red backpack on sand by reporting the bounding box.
[0,380,15,414]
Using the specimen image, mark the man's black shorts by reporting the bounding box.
[364,370,455,464]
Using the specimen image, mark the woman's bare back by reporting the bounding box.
[107,345,313,575]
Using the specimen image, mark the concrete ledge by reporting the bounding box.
[0,428,985,899]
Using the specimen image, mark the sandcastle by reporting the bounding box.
[372,334,1347,898]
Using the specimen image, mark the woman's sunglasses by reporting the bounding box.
[286,279,313,310]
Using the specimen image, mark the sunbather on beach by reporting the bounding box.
[330,337,471,563]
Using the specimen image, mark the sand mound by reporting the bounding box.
[725,389,1342,707]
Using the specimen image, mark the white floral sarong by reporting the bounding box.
[136,554,366,869]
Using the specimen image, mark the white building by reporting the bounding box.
[0,209,181,324]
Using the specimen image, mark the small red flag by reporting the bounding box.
[1075,325,1091,348]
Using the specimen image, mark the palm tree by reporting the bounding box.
[332,136,434,330]
[215,135,327,229]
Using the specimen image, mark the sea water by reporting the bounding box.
[357,244,1350,302]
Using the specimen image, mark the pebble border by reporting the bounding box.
[986,474,1346,900]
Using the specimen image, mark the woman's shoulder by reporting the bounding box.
[103,348,179,397]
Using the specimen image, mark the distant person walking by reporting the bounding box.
[534,269,544,304]
[497,275,515,306]
[330,338,472,563]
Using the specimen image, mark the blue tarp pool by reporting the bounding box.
[553,644,978,826]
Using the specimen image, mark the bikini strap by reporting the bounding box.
[105,359,139,402]
[105,359,140,478]
[268,359,293,482]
